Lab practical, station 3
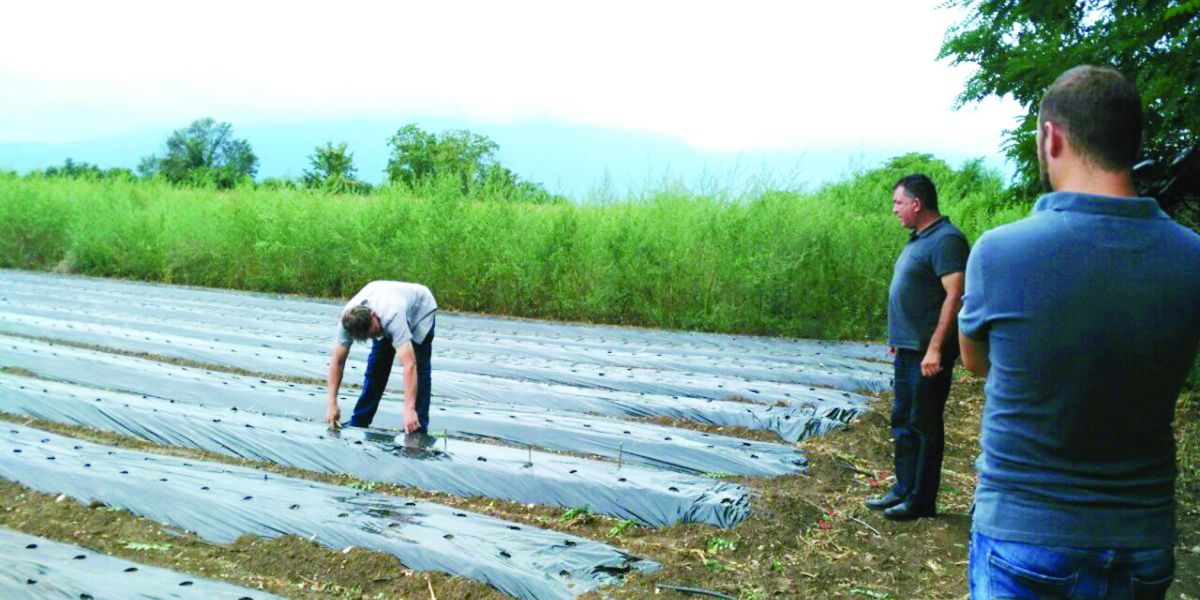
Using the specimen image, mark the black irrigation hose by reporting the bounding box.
[655,583,738,600]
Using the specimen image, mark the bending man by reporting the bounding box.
[326,281,438,433]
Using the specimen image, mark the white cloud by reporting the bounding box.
[0,0,1023,152]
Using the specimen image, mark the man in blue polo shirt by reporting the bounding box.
[865,173,969,521]
[959,65,1200,598]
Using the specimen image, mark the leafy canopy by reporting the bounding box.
[385,123,560,202]
[939,0,1200,199]
[303,142,370,194]
[386,124,499,192]
[139,118,259,189]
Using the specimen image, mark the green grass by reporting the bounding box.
[0,154,1020,340]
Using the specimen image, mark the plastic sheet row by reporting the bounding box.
[0,424,658,600]
[0,336,809,476]
[0,311,868,444]
[0,526,282,599]
[0,268,890,367]
[0,374,749,527]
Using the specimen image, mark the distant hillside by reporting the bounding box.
[0,117,1009,198]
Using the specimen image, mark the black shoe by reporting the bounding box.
[865,490,906,511]
[882,500,936,521]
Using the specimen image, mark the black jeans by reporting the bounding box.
[349,324,434,430]
[890,347,954,508]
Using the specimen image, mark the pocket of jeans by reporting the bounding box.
[987,549,1077,599]
[1130,573,1173,600]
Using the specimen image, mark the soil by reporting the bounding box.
[1,369,1196,599]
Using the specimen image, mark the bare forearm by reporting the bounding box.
[326,350,347,405]
[959,332,990,377]
[928,294,962,352]
[403,361,417,410]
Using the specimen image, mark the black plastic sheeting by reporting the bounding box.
[0,269,889,396]
[1,526,282,599]
[0,269,889,375]
[0,311,867,443]
[0,424,658,600]
[0,336,808,476]
[0,374,750,527]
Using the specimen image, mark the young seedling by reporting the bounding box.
[559,505,591,523]
[606,519,634,538]
[348,480,378,492]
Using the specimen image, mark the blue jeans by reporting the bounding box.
[349,324,434,430]
[969,531,1174,599]
[890,348,954,508]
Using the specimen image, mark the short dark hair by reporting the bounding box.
[1039,65,1143,171]
[341,305,373,341]
[894,174,939,212]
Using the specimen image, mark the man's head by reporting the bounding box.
[892,174,939,230]
[1037,65,1143,192]
[341,305,381,341]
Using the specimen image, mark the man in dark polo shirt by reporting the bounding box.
[959,65,1200,598]
[866,173,969,521]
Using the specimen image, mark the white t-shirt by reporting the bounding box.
[336,281,438,348]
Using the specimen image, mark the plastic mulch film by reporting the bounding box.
[0,301,888,398]
[0,337,809,475]
[1,526,282,599]
[0,374,750,527]
[0,311,869,444]
[0,268,889,368]
[0,269,891,397]
[0,424,659,600]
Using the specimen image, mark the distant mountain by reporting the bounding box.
[0,117,1008,198]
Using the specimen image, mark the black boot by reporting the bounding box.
[882,499,936,521]
[865,489,906,510]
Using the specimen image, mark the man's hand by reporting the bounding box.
[325,403,341,428]
[921,347,943,377]
[888,346,896,357]
[403,407,420,434]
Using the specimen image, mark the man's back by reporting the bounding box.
[960,191,1200,547]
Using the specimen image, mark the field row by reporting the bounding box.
[0,269,889,598]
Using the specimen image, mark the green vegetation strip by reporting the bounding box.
[0,154,1021,340]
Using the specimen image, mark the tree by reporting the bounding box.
[385,124,499,192]
[384,123,559,201]
[939,0,1200,207]
[40,158,103,179]
[139,118,259,189]
[302,142,370,194]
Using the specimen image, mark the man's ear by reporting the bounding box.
[911,197,923,213]
[1044,120,1065,160]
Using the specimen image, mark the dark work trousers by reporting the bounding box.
[349,324,434,430]
[891,347,955,509]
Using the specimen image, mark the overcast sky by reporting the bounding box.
[1,0,1022,157]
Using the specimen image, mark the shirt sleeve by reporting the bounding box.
[336,322,353,348]
[932,233,969,276]
[958,234,990,341]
